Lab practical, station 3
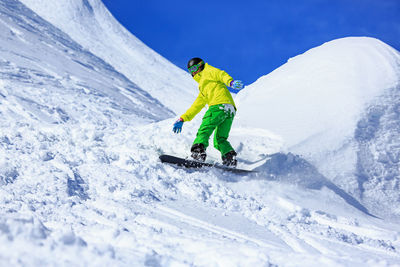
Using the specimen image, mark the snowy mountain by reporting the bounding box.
[1,0,400,266]
[19,0,198,114]
[0,0,175,123]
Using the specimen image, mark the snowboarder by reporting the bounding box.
[172,57,244,167]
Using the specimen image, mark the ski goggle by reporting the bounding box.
[188,61,204,75]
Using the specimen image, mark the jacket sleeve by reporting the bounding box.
[216,68,234,87]
[180,92,207,122]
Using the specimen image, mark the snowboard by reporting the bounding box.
[159,154,257,174]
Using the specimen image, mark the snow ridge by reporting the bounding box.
[0,0,173,122]
[19,0,198,114]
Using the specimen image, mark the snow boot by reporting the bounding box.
[222,150,237,167]
[191,143,206,162]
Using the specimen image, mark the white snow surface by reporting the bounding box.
[1,1,400,266]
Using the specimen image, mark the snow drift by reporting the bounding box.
[236,37,400,219]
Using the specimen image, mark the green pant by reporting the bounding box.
[193,104,235,156]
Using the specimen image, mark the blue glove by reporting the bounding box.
[173,118,184,133]
[230,80,244,90]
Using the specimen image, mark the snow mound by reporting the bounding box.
[236,37,400,219]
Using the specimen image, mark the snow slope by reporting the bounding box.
[0,0,174,123]
[19,0,197,115]
[1,1,400,266]
[236,37,400,219]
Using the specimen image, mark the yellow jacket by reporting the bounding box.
[181,63,236,121]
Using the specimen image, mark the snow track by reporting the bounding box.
[149,200,288,250]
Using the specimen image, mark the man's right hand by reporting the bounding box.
[173,118,184,133]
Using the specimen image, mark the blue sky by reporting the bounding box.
[103,0,400,84]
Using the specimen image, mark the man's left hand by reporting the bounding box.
[230,80,244,90]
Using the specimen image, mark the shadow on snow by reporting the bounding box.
[221,152,378,218]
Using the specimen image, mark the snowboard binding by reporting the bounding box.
[191,143,207,162]
[222,150,237,167]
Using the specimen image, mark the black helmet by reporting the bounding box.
[187,57,205,76]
